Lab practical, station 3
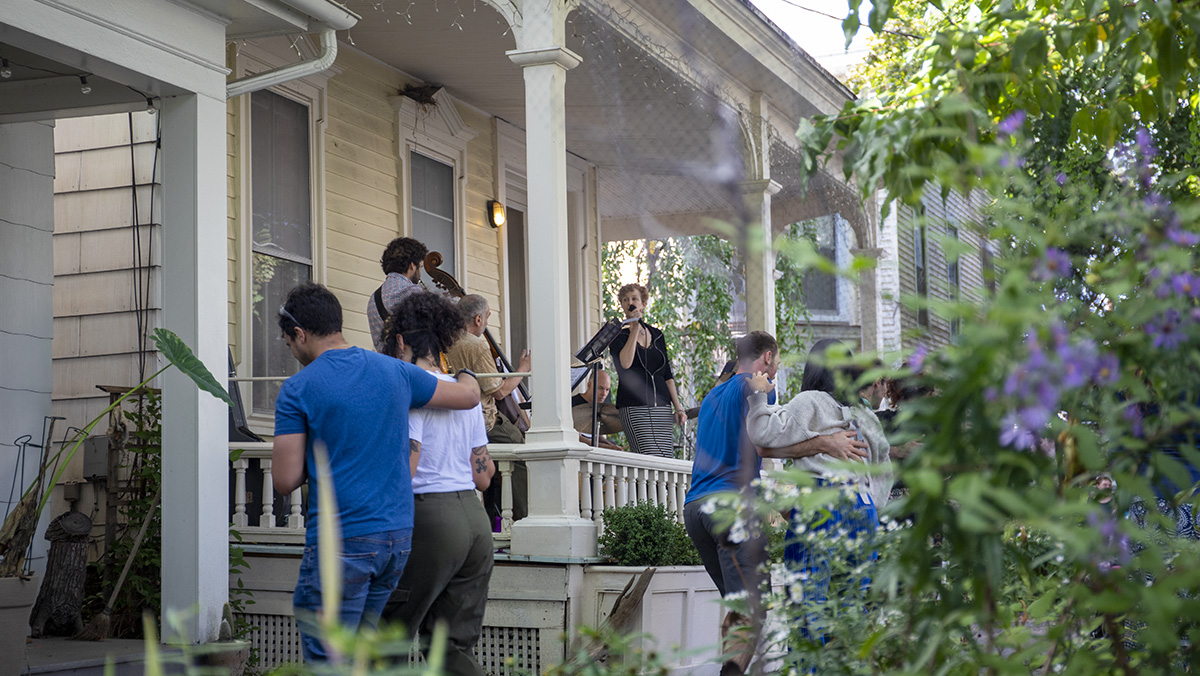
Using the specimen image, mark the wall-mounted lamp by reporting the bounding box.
[488,200,506,229]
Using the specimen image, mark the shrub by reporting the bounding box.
[597,502,702,567]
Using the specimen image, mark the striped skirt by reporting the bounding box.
[618,405,676,458]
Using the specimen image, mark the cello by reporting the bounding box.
[422,251,531,431]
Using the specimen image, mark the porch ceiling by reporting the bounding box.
[337,0,855,242]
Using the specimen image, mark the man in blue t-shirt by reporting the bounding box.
[271,283,480,662]
[684,331,868,676]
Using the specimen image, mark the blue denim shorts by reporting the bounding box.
[293,528,412,662]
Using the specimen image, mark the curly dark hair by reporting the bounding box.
[382,291,464,363]
[380,237,428,276]
[278,282,342,338]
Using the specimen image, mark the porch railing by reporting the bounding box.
[229,442,693,547]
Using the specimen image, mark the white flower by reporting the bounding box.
[700,499,717,515]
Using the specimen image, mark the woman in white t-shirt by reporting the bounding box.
[379,291,496,676]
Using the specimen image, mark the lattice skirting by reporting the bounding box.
[239,613,542,674]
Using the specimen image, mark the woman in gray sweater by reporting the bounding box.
[744,339,891,643]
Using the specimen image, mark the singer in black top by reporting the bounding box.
[609,283,686,457]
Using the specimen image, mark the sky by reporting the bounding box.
[749,0,875,78]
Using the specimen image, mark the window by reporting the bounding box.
[914,205,929,327]
[410,150,456,276]
[249,90,313,415]
[947,226,960,335]
[801,216,838,313]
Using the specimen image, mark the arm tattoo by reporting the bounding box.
[472,445,490,473]
[410,440,421,454]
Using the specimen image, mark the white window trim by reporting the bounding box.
[236,40,332,433]
[391,91,477,286]
[805,214,856,325]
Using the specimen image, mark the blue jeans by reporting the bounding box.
[294,528,412,662]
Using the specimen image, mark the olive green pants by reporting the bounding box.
[382,491,494,676]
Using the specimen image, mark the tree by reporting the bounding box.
[752,1,1200,673]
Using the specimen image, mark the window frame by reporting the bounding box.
[914,203,929,328]
[393,91,477,286]
[947,225,961,336]
[235,44,329,432]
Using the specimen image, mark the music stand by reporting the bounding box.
[572,319,625,447]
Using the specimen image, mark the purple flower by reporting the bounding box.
[909,345,927,372]
[1123,404,1144,438]
[1094,353,1119,385]
[1055,172,1068,187]
[1019,403,1053,431]
[998,110,1026,136]
[1003,365,1029,397]
[1135,126,1157,158]
[1156,282,1174,299]
[1172,273,1200,298]
[1192,307,1200,325]
[1166,225,1200,247]
[1144,193,1170,212]
[1034,248,1072,281]
[999,412,1037,450]
[1145,309,1185,349]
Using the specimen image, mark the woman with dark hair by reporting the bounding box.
[744,339,892,642]
[380,291,496,676]
[608,282,686,457]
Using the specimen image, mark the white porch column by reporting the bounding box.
[160,92,228,643]
[506,8,581,447]
[504,0,596,558]
[741,180,782,335]
[0,122,55,577]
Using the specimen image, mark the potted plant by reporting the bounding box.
[0,329,231,676]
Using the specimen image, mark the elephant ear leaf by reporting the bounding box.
[152,328,233,406]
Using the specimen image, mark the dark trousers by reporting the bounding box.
[382,491,494,676]
[484,416,527,522]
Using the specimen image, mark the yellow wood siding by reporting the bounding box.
[51,112,161,467]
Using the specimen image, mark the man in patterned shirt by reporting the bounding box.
[368,237,427,352]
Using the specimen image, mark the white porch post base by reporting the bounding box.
[508,442,597,558]
[510,517,598,558]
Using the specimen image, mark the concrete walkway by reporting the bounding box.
[21,637,181,676]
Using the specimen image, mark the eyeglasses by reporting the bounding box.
[278,305,304,332]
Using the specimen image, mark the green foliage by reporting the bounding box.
[83,392,163,638]
[772,1,1200,673]
[597,502,701,567]
[548,625,672,676]
[152,328,234,406]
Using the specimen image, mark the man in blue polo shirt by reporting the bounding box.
[684,331,868,676]
[271,282,480,662]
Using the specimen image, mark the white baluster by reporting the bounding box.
[636,467,647,504]
[232,458,248,528]
[604,462,616,514]
[288,487,304,529]
[656,470,667,507]
[260,458,275,528]
[675,476,687,523]
[581,461,593,521]
[499,460,514,535]
[616,465,628,507]
[592,467,604,531]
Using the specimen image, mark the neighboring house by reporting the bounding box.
[876,189,993,357]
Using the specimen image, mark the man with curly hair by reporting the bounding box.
[368,236,428,351]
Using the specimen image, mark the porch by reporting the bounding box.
[228,440,722,670]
